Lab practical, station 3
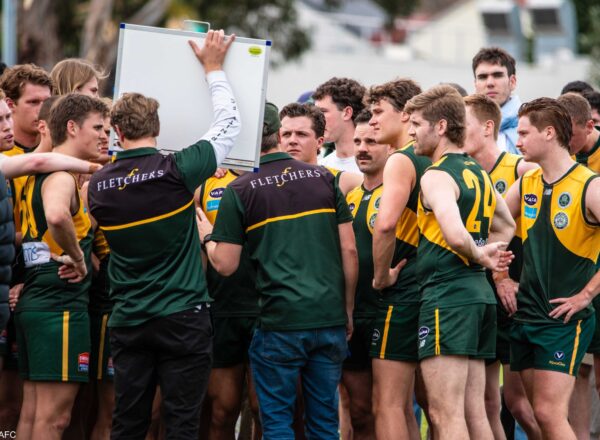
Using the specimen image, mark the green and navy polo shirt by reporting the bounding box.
[88,141,216,327]
[212,152,353,331]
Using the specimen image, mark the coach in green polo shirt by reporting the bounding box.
[87,31,239,439]
[197,102,358,439]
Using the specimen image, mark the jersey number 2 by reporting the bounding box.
[462,169,494,233]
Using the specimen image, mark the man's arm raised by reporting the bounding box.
[190,30,240,166]
[174,30,240,193]
[41,172,87,282]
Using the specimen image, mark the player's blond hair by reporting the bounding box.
[464,94,502,140]
[405,85,466,147]
[51,58,107,96]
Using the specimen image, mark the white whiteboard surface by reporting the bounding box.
[114,24,271,171]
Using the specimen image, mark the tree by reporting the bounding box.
[11,0,311,93]
[581,5,600,87]
[373,0,419,27]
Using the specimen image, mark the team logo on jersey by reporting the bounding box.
[362,194,372,202]
[369,213,377,228]
[371,329,381,342]
[78,352,90,373]
[494,179,508,195]
[558,192,572,208]
[524,194,538,205]
[209,188,225,198]
[418,326,430,340]
[554,351,565,361]
[553,212,569,229]
[348,203,356,213]
[374,197,381,209]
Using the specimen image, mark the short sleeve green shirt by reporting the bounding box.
[212,152,352,331]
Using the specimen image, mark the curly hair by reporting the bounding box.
[0,64,52,102]
[313,77,366,122]
[365,79,422,112]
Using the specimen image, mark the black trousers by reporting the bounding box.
[110,306,213,440]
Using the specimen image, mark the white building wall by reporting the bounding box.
[408,0,486,63]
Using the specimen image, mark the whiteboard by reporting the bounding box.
[113,24,271,171]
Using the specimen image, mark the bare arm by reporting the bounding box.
[196,207,242,276]
[338,221,358,340]
[422,170,509,270]
[338,172,363,196]
[0,153,99,179]
[504,177,522,221]
[516,159,538,177]
[41,172,87,280]
[204,241,242,276]
[550,178,600,322]
[488,193,516,244]
[489,186,517,316]
[372,153,415,289]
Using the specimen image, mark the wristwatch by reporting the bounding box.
[201,234,214,250]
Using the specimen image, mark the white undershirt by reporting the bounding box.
[318,152,361,174]
[201,70,241,166]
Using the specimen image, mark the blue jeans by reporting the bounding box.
[249,326,347,440]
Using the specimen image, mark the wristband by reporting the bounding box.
[202,234,214,245]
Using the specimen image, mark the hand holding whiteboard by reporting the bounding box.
[114,24,271,171]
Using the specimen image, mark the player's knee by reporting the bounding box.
[211,400,240,429]
[484,392,501,415]
[533,402,560,428]
[0,405,20,425]
[425,405,445,427]
[96,405,113,429]
[36,410,72,432]
[349,404,373,432]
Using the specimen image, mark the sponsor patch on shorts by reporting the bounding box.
[78,352,89,373]
[107,357,114,377]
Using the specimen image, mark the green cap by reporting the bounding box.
[263,102,281,136]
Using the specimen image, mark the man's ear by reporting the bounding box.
[5,98,16,111]
[509,74,517,93]
[66,120,78,138]
[342,106,353,122]
[114,125,125,143]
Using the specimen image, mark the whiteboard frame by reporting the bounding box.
[113,23,271,172]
